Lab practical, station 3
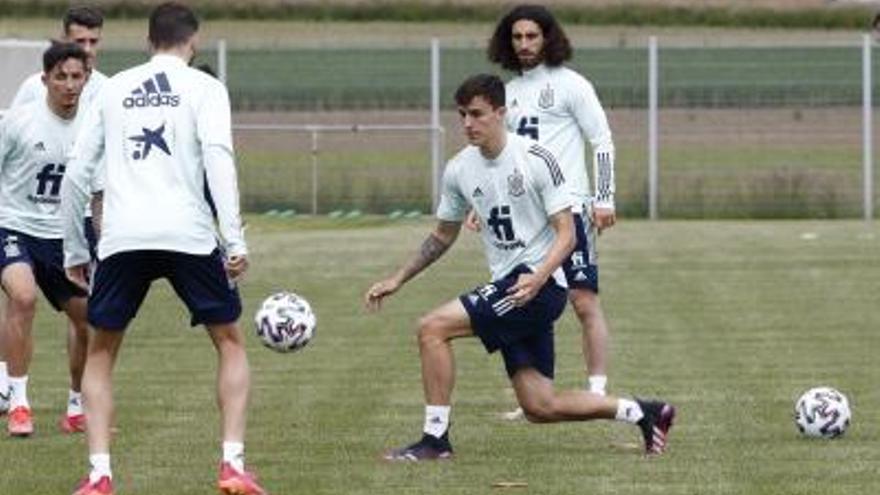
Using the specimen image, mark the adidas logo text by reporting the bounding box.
[123,72,180,109]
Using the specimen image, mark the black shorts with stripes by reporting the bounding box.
[459,264,567,379]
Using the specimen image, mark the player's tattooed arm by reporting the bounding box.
[365,221,461,311]
[396,220,461,285]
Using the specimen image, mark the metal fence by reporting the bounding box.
[4,34,878,218]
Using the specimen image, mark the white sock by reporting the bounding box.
[423,404,450,439]
[88,453,112,482]
[588,375,608,396]
[223,441,245,473]
[615,398,644,424]
[9,375,29,409]
[68,390,84,416]
[0,362,9,404]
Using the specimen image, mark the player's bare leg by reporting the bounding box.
[77,327,123,492]
[60,296,89,433]
[385,299,472,461]
[206,322,250,445]
[569,288,609,394]
[207,322,266,495]
[2,263,38,436]
[511,367,675,455]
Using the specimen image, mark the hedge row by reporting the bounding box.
[0,1,876,30]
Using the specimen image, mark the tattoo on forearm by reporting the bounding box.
[400,233,450,283]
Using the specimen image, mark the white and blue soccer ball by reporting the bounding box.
[254,292,316,353]
[794,386,851,439]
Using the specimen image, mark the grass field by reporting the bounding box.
[1,217,878,494]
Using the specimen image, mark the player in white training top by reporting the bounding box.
[365,74,674,462]
[0,43,92,438]
[487,5,617,417]
[0,5,107,429]
[10,6,108,109]
[61,4,266,495]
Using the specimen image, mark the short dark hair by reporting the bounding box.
[149,2,199,50]
[454,74,505,109]
[487,4,572,73]
[873,12,880,30]
[43,41,89,73]
[63,6,104,33]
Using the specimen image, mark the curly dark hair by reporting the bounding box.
[487,4,572,73]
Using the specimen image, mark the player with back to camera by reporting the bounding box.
[0,5,108,431]
[475,3,619,420]
[365,73,675,461]
[0,42,92,437]
[61,3,266,494]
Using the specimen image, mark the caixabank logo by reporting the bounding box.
[123,72,180,108]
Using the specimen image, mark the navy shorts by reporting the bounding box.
[459,265,567,379]
[88,249,242,331]
[562,212,599,293]
[0,228,87,311]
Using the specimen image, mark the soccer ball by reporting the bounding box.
[794,386,851,439]
[254,292,316,353]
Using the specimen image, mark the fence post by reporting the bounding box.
[430,38,442,212]
[311,130,319,215]
[217,39,227,85]
[648,36,659,220]
[863,34,874,221]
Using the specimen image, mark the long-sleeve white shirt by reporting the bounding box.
[62,54,246,267]
[0,99,85,238]
[506,64,616,212]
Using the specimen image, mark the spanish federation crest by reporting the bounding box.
[538,84,554,109]
[508,168,525,197]
[3,236,21,258]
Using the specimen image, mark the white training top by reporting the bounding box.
[62,54,246,267]
[505,63,616,212]
[0,99,85,239]
[437,133,571,287]
[10,69,108,109]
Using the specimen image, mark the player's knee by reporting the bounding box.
[416,314,448,347]
[7,289,37,317]
[570,290,600,319]
[519,398,556,423]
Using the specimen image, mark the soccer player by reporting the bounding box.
[0,42,91,437]
[61,3,265,494]
[364,73,674,461]
[0,4,108,430]
[485,4,618,419]
[10,6,108,108]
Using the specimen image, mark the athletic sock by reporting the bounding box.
[67,390,84,416]
[9,375,29,409]
[615,398,644,424]
[423,404,451,439]
[0,362,9,402]
[89,453,112,482]
[223,441,245,473]
[587,375,608,396]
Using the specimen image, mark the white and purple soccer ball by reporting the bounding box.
[254,292,315,353]
[794,386,851,439]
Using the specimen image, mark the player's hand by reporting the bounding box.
[591,207,616,234]
[463,209,481,232]
[364,278,401,312]
[507,272,544,307]
[225,255,249,281]
[65,264,90,292]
